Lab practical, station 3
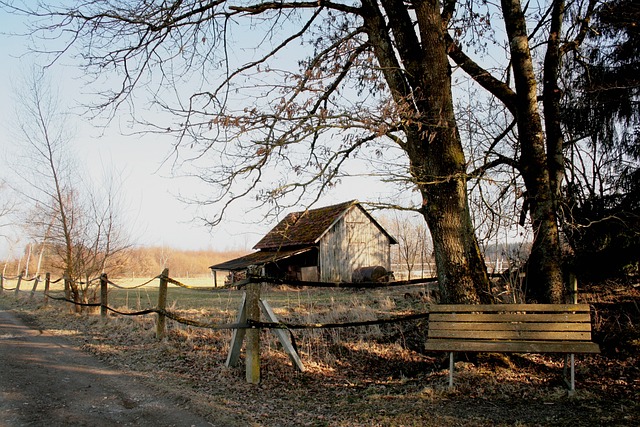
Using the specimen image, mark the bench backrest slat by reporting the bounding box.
[428,303,592,313]
[428,321,592,332]
[429,312,592,323]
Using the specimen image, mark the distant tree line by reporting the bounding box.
[2,245,247,279]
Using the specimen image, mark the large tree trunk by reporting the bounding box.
[502,0,565,303]
[543,0,566,205]
[418,160,491,304]
[362,0,491,303]
[413,1,489,304]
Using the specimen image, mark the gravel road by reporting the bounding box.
[0,307,217,426]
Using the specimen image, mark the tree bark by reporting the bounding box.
[362,0,491,303]
[501,0,565,303]
[543,0,566,205]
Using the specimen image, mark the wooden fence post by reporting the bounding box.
[100,273,109,320]
[245,281,261,384]
[156,268,169,340]
[225,293,247,368]
[29,276,40,299]
[44,273,50,305]
[259,299,305,372]
[0,274,3,293]
[15,274,22,296]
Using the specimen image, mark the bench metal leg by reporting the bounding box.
[563,354,575,392]
[449,352,454,388]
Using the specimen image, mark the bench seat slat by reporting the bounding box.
[429,312,592,323]
[428,321,592,332]
[428,329,592,341]
[428,304,592,313]
[424,339,601,354]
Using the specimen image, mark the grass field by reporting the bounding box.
[102,279,435,327]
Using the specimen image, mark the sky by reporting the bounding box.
[0,9,254,258]
[0,6,401,260]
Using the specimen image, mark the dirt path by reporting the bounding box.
[0,308,218,427]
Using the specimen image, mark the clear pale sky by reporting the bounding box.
[0,6,400,260]
[0,8,259,258]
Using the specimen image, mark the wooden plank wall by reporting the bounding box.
[319,207,391,282]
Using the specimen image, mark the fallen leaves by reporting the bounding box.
[1,279,638,426]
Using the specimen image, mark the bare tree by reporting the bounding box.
[12,70,130,308]
[382,212,432,280]
[0,179,16,240]
[12,0,613,305]
[6,0,613,303]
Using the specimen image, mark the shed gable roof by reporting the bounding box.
[253,200,397,250]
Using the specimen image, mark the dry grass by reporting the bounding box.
[1,279,639,426]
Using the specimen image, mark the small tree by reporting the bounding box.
[12,70,130,308]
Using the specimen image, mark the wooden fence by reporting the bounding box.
[0,271,443,384]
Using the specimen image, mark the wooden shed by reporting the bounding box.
[210,200,397,285]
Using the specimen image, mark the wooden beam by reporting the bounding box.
[424,339,600,353]
[428,303,592,313]
[259,299,305,372]
[225,293,247,368]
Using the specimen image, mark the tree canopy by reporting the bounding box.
[561,0,640,278]
[3,0,636,302]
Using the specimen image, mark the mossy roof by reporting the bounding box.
[253,200,397,250]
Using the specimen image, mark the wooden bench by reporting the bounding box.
[425,304,600,391]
